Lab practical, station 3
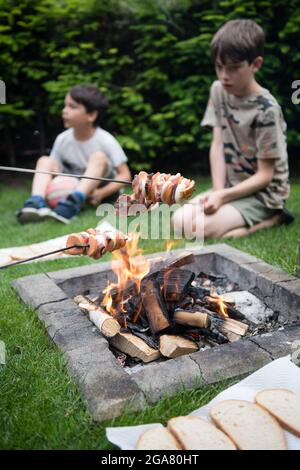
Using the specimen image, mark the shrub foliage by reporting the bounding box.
[0,0,299,172]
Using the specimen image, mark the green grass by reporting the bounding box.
[0,177,299,449]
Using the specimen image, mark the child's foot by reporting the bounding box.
[278,208,295,225]
[51,192,84,224]
[16,196,51,224]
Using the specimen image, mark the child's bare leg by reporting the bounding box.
[76,151,108,196]
[32,156,61,197]
[203,204,246,238]
[223,212,282,238]
[172,193,205,239]
[222,227,249,238]
[172,200,246,239]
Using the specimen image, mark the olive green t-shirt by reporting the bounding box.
[201,80,290,209]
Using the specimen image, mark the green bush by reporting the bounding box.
[0,0,299,173]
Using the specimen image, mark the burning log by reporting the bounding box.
[74,295,120,338]
[159,334,198,358]
[126,322,159,349]
[174,310,210,329]
[159,269,195,302]
[148,251,196,275]
[167,251,195,268]
[110,332,161,363]
[225,304,245,321]
[197,326,229,344]
[141,278,170,335]
[203,295,245,321]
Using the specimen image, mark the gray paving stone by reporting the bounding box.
[225,251,261,265]
[250,326,300,359]
[273,280,300,322]
[131,355,202,403]
[191,340,271,383]
[12,274,67,309]
[43,309,88,332]
[256,270,297,299]
[48,261,112,283]
[48,321,103,352]
[11,243,300,422]
[38,299,78,319]
[65,343,146,421]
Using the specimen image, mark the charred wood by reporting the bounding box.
[141,278,170,334]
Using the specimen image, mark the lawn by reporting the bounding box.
[0,176,299,449]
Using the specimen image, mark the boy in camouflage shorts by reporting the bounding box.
[173,19,293,239]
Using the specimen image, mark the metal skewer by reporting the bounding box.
[0,244,89,270]
[0,166,132,185]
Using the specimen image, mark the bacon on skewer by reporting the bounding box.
[115,171,195,214]
[66,227,127,259]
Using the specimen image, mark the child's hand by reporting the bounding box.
[88,188,104,207]
[203,190,224,214]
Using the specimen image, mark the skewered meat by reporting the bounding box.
[115,171,195,214]
[66,227,127,259]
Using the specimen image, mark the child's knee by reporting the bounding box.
[89,151,109,171]
[36,156,60,171]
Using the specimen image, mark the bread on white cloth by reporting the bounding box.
[167,416,236,450]
[256,388,300,437]
[136,427,181,450]
[210,399,287,450]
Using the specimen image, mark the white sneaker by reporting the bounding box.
[16,207,53,224]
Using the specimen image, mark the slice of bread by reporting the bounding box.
[167,416,236,450]
[255,388,300,437]
[136,427,182,450]
[210,400,287,450]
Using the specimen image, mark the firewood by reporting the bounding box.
[148,251,195,275]
[159,335,198,358]
[74,295,120,338]
[166,251,195,268]
[110,332,161,363]
[141,278,170,334]
[159,268,195,302]
[226,304,245,320]
[174,310,210,329]
[145,268,194,303]
[203,296,245,320]
[221,318,249,336]
[218,329,241,343]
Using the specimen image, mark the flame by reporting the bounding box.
[101,232,150,320]
[208,292,229,318]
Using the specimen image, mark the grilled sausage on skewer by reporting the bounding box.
[115,171,195,214]
[66,228,127,259]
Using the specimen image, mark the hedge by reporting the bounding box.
[0,0,299,173]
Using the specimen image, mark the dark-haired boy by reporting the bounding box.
[17,84,131,224]
[173,19,292,239]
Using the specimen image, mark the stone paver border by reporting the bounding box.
[12,243,300,421]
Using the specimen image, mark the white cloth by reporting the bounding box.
[50,127,128,176]
[106,355,300,450]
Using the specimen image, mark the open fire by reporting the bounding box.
[75,234,250,365]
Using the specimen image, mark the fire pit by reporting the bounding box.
[12,243,300,422]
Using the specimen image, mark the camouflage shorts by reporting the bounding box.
[229,195,278,227]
